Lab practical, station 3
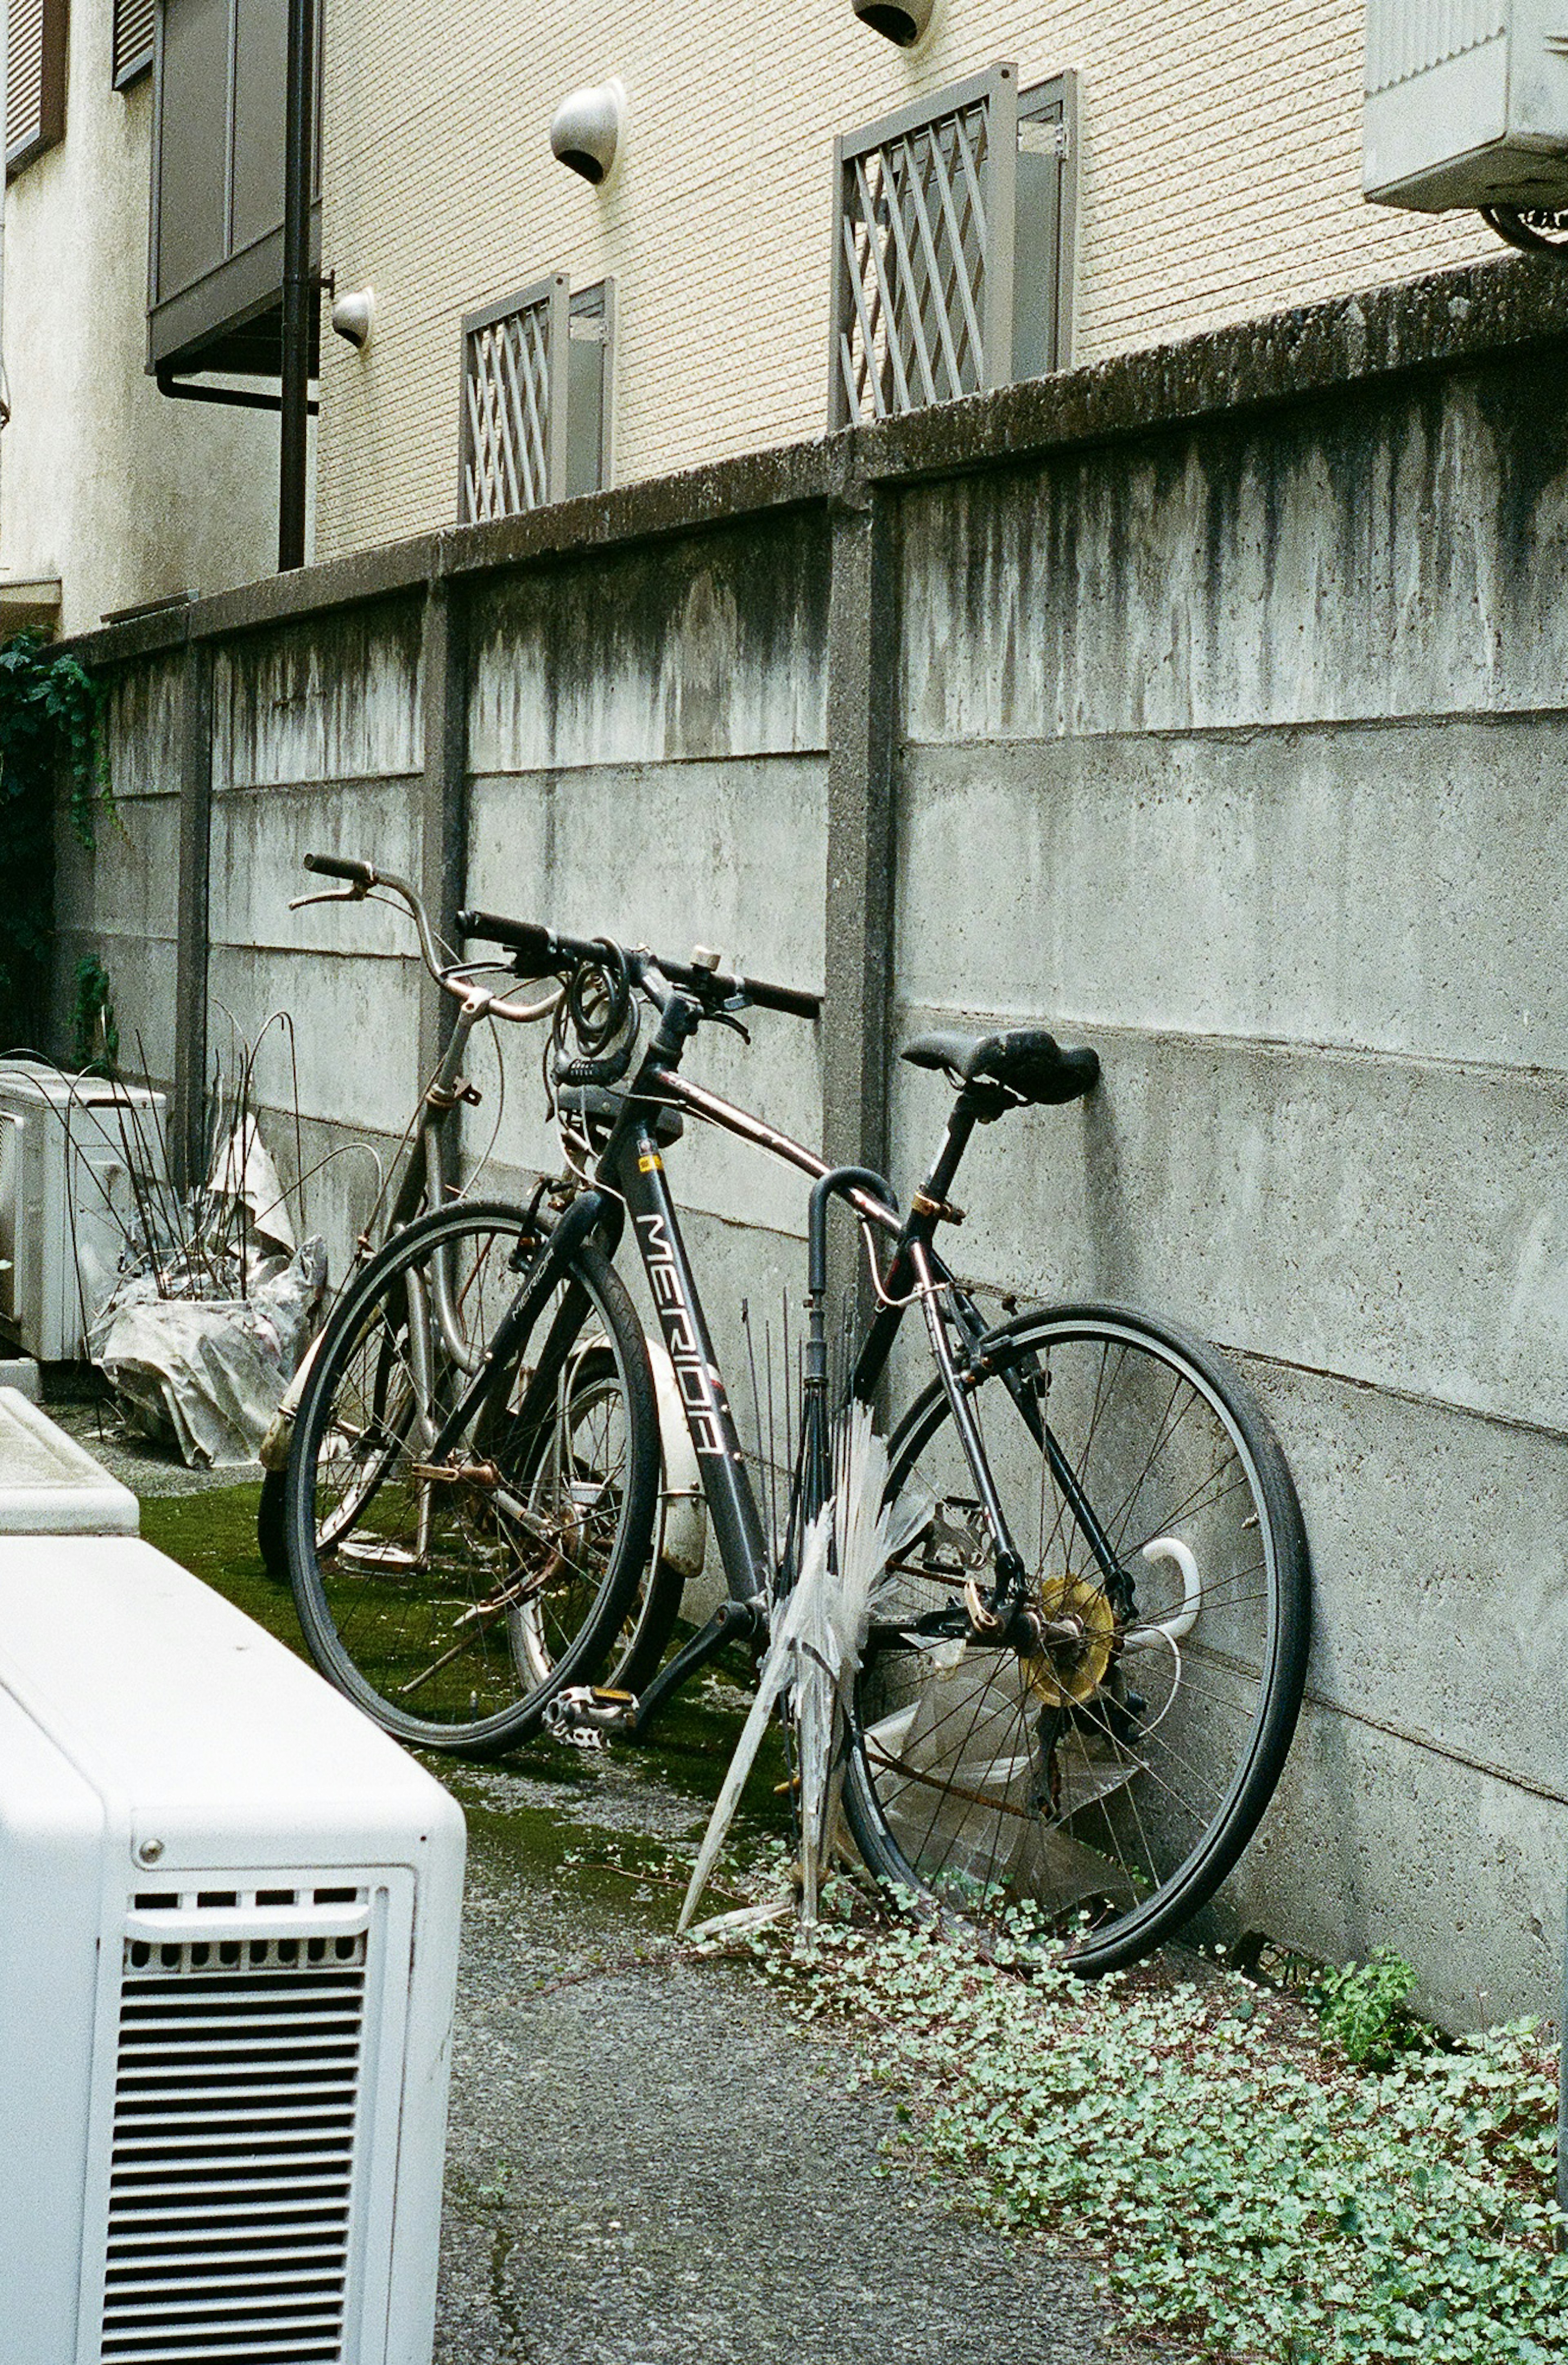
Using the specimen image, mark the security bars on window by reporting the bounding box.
[459,277,612,523]
[829,64,1076,429]
[461,276,568,522]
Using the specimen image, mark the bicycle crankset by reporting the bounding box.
[1021,1572,1116,1706]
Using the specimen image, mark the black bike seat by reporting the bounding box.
[900,1027,1100,1107]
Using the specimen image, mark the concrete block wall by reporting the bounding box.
[53,657,186,1087]
[59,260,1568,2028]
[890,355,1568,2017]
[463,515,832,1418]
[205,602,429,1260]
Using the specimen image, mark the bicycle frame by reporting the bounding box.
[526,984,1133,1729]
[401,969,1134,1733]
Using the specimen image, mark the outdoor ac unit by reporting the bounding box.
[1364,0,1568,209]
[0,1063,168,1362]
[0,1535,465,2365]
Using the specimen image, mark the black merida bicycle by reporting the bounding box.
[283,886,1311,1973]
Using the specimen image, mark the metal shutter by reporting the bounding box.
[7,0,69,175]
[113,0,156,89]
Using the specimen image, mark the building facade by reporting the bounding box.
[0,0,1514,627]
[1,0,279,636]
[313,0,1498,561]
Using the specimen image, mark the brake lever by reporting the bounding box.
[710,1002,751,1044]
[289,886,370,911]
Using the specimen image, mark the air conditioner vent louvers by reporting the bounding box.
[102,1906,369,2365]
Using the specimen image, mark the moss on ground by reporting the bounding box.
[139,1482,306,1655]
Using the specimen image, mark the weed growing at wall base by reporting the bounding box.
[750,1915,1568,2363]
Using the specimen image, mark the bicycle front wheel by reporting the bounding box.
[843,1304,1310,1973]
[284,1198,659,1754]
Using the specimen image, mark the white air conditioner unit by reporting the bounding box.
[1364,0,1568,209]
[0,1535,465,2365]
[0,1064,169,1363]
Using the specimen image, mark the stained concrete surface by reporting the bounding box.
[432,1756,1114,2365]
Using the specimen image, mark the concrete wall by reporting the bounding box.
[316,0,1499,561]
[60,257,1568,2029]
[0,0,278,635]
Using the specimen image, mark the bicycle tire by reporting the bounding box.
[284,1197,659,1754]
[842,1303,1310,1973]
[257,1468,288,1578]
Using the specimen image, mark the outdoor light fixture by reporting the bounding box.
[550,79,624,184]
[852,0,936,46]
[330,289,375,349]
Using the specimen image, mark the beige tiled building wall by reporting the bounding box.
[315,0,1497,563]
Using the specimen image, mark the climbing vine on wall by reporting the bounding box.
[0,631,109,1048]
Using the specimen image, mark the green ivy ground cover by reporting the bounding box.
[748,1915,1568,2364]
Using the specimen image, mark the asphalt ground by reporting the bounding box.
[432,1752,1114,2365]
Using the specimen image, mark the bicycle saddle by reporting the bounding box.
[900,1027,1100,1107]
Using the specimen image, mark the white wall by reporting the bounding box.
[315,0,1499,562]
[0,0,277,635]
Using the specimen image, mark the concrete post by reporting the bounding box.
[822,483,898,1180]
[822,480,899,1336]
[172,638,213,1194]
[416,578,469,1176]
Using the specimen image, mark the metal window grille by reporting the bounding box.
[459,275,614,523]
[113,0,156,90]
[7,0,69,177]
[829,65,1076,429]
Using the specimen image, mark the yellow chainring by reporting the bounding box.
[1025,1572,1116,1706]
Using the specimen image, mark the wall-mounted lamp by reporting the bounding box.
[851,0,935,46]
[550,78,624,184]
[330,289,375,349]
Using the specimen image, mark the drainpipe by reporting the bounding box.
[278,0,314,570]
[0,0,11,440]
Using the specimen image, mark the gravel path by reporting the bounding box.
[433,1758,1113,2365]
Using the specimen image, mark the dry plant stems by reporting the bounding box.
[747,1913,1568,2365]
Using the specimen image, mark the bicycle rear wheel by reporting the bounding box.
[284,1198,659,1754]
[843,1304,1310,1973]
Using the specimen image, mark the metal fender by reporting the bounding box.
[258,1329,327,1471]
[643,1332,708,1583]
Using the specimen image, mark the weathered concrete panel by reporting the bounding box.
[902,358,1568,744]
[900,717,1568,1071]
[468,755,825,1236]
[209,779,424,959]
[103,657,185,803]
[468,515,830,775]
[51,925,178,1086]
[212,604,423,792]
[1227,1690,1566,2030]
[890,1020,1568,1434]
[205,946,423,1138]
[1247,1355,1568,1815]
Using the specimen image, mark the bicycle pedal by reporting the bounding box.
[543,1686,638,1750]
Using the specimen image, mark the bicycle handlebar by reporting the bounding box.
[297,857,562,1027]
[454,907,822,1024]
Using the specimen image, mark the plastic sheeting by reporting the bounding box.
[90,1236,327,1468]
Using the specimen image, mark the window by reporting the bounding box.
[113,0,155,89]
[828,65,1077,428]
[459,276,613,523]
[7,0,69,178]
[148,0,321,377]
